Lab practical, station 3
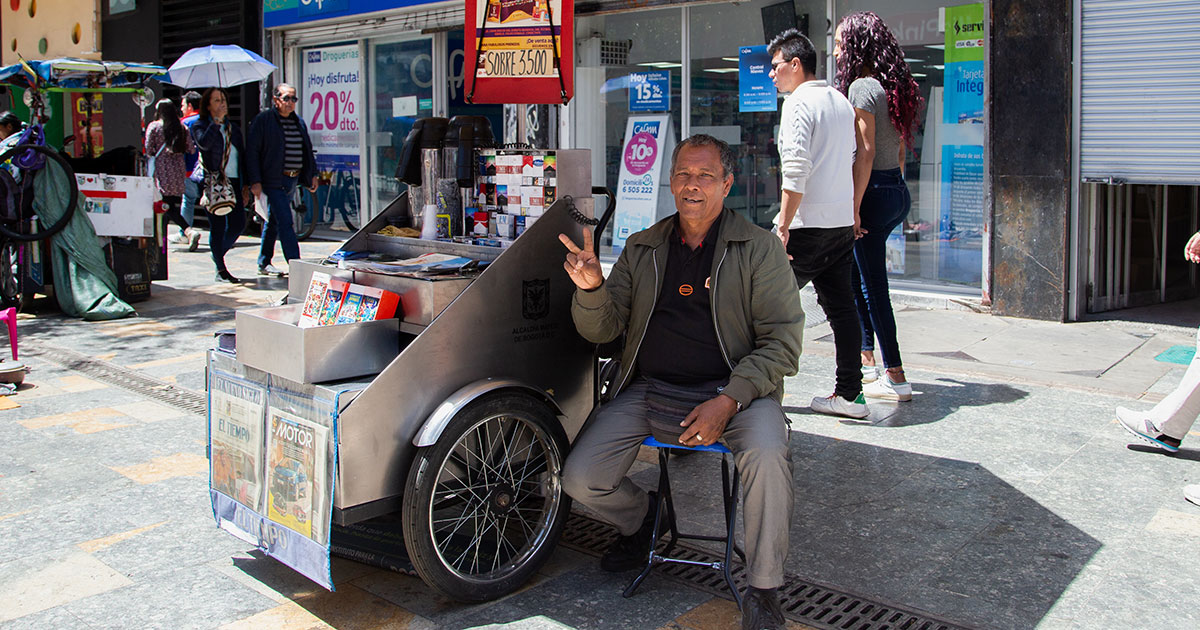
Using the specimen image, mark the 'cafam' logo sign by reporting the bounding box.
[307,51,321,64]
[632,121,660,136]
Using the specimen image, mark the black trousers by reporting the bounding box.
[786,225,863,401]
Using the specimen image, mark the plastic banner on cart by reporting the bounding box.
[464,0,575,104]
[207,358,341,591]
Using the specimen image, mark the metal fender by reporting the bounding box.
[413,377,565,447]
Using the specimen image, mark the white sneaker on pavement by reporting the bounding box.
[810,393,869,419]
[1116,407,1181,453]
[258,264,287,277]
[167,232,188,245]
[863,375,913,402]
[861,365,878,383]
[187,228,201,252]
[1185,485,1200,507]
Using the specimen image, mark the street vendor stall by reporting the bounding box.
[206,134,618,600]
[0,58,168,309]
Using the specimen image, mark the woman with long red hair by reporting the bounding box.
[835,11,924,402]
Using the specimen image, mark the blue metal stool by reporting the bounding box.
[623,436,746,608]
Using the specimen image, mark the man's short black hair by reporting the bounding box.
[767,28,817,76]
[183,91,202,111]
[671,134,737,179]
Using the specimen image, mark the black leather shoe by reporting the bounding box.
[742,587,785,630]
[215,270,240,283]
[600,492,666,572]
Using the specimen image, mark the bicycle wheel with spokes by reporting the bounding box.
[402,392,571,602]
[290,186,317,241]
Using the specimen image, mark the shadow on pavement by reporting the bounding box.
[785,377,1030,428]
[663,430,1099,629]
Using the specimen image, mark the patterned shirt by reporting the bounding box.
[278,112,304,172]
[145,121,196,196]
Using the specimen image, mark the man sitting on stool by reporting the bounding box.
[559,135,804,630]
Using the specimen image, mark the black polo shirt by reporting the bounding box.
[637,214,731,385]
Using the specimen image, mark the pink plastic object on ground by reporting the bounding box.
[0,307,16,360]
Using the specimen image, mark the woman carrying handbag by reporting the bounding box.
[145,99,197,250]
[190,87,247,283]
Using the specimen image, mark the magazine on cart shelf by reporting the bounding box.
[265,408,330,543]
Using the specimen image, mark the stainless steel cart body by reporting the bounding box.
[208,149,601,599]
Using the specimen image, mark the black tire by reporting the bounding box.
[0,239,36,311]
[291,187,317,241]
[0,143,77,242]
[402,391,571,602]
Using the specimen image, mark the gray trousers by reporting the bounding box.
[562,379,794,589]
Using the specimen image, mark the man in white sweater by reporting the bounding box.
[769,29,867,420]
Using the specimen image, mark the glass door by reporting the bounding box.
[368,37,435,219]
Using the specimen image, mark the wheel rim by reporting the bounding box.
[427,412,564,583]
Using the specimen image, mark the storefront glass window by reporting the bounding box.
[448,30,505,146]
[835,0,985,288]
[689,0,827,228]
[574,7,682,251]
[367,37,434,218]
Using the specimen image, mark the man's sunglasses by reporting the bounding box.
[277,95,299,103]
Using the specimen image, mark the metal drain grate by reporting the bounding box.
[560,513,973,630]
[26,345,208,416]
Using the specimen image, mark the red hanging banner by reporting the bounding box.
[465,0,574,105]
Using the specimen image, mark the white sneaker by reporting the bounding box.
[187,228,201,252]
[1116,407,1181,452]
[810,393,869,419]
[1185,485,1200,507]
[861,365,879,383]
[258,264,287,277]
[864,376,913,402]
[167,232,188,245]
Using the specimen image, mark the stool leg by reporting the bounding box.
[660,449,680,556]
[723,456,743,610]
[623,449,670,599]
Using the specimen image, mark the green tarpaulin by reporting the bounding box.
[33,159,135,320]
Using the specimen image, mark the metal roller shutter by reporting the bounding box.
[1080,0,1200,185]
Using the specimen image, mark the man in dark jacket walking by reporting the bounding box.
[246,83,318,276]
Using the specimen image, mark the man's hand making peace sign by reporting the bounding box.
[558,228,604,291]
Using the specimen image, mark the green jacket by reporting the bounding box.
[572,208,805,407]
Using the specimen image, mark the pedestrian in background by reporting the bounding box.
[1118,230,1200,506]
[178,90,203,251]
[191,87,247,283]
[246,83,317,277]
[768,28,867,419]
[834,11,924,403]
[144,99,196,251]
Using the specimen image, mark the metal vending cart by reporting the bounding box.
[207,149,612,601]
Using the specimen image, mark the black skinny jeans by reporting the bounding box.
[160,195,188,235]
[205,177,246,274]
[786,225,863,401]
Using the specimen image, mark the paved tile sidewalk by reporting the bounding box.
[2,236,1199,629]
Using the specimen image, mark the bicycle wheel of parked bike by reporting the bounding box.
[290,186,317,241]
[0,238,36,311]
[0,143,77,243]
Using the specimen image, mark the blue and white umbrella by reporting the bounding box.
[164,45,276,89]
